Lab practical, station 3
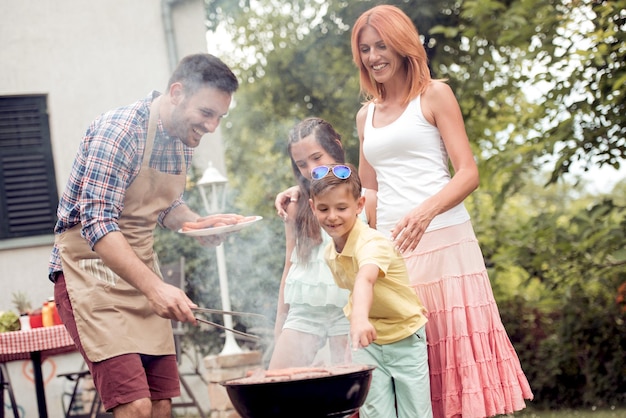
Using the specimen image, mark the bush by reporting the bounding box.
[501,288,626,409]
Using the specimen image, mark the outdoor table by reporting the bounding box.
[0,325,76,418]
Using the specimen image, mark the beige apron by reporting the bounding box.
[56,96,185,362]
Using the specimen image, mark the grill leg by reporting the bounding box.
[172,373,207,418]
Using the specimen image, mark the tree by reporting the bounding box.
[189,1,626,403]
[535,0,626,183]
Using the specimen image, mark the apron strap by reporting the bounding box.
[143,95,161,168]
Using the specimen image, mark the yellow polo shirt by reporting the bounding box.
[325,219,428,344]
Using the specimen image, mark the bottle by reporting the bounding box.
[52,301,62,325]
[29,308,43,328]
[42,300,54,327]
[47,296,62,325]
[19,313,31,330]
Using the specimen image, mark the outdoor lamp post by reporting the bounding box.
[197,161,242,356]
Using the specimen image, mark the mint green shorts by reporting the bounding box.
[352,325,432,418]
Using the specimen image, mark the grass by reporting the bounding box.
[511,407,626,417]
[174,408,626,418]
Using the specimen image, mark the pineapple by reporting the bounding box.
[11,291,32,315]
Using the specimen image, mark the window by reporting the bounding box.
[0,95,58,239]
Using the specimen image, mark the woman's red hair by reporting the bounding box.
[351,5,432,104]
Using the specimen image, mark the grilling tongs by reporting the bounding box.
[192,307,264,340]
[192,307,266,318]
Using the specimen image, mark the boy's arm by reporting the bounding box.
[350,263,380,350]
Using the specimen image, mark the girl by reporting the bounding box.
[270,118,356,368]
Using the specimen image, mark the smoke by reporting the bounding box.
[155,190,284,362]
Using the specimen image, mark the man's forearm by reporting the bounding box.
[162,204,199,231]
[93,231,161,297]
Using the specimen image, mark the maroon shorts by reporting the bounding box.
[54,272,180,411]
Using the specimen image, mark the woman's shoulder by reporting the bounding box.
[423,78,451,95]
[356,102,370,121]
[356,101,376,133]
[421,81,457,121]
[423,80,455,103]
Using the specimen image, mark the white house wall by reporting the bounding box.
[0,1,222,415]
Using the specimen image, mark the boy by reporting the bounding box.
[309,163,432,418]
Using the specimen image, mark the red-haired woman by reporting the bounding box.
[351,5,533,418]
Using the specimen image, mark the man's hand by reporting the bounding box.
[146,281,198,324]
[181,213,254,246]
[181,213,248,231]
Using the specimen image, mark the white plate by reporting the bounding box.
[178,216,263,236]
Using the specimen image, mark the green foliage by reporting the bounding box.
[489,181,626,408]
[539,0,626,182]
[154,170,281,356]
[195,0,626,407]
[502,287,626,409]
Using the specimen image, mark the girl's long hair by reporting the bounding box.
[350,4,433,104]
[287,118,345,262]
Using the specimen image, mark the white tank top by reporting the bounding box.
[363,96,470,237]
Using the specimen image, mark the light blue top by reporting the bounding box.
[284,189,370,308]
[284,229,350,307]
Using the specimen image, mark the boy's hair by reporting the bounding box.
[310,163,362,200]
[287,118,345,262]
[167,53,239,95]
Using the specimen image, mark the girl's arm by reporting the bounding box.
[274,185,300,220]
[274,201,298,338]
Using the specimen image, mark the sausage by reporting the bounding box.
[181,214,245,230]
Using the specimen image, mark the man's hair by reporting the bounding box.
[167,53,239,94]
[310,163,362,200]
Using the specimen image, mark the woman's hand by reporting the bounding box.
[274,186,300,220]
[391,205,435,253]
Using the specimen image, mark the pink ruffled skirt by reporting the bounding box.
[403,220,533,418]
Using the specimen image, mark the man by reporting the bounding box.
[48,53,238,417]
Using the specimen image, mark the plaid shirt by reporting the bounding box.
[48,91,194,275]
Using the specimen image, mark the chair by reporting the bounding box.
[1,363,19,418]
[161,257,208,418]
[58,364,108,418]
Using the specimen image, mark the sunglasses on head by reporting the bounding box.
[311,165,352,180]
